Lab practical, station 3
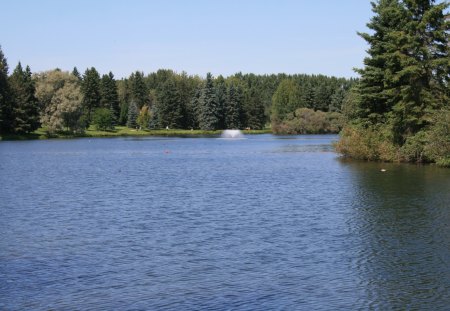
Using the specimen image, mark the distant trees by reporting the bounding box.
[0,45,357,136]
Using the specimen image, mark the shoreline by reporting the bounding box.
[0,127,273,141]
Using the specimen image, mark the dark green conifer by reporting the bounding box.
[0,46,13,134]
[156,77,183,128]
[9,63,40,133]
[81,67,101,122]
[198,73,219,130]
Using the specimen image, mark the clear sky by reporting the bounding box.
[1,0,374,78]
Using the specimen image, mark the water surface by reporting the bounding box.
[1,135,449,310]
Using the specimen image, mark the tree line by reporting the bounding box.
[336,0,449,166]
[0,46,356,135]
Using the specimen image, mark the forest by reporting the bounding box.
[0,47,355,136]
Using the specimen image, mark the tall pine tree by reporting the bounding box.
[9,63,40,133]
[156,77,183,128]
[100,72,120,122]
[225,83,243,129]
[129,71,149,109]
[198,73,219,130]
[0,46,13,134]
[81,67,101,122]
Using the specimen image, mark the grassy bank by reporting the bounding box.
[0,126,272,141]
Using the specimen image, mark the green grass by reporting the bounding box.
[1,126,272,141]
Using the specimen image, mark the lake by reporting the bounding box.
[1,134,449,310]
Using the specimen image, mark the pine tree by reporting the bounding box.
[9,63,40,133]
[72,67,81,82]
[0,46,13,134]
[129,71,149,109]
[198,73,219,130]
[81,67,101,122]
[100,72,120,122]
[244,87,266,130]
[356,0,449,143]
[127,100,139,128]
[156,78,183,128]
[215,75,227,129]
[225,83,243,129]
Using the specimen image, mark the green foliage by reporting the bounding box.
[36,70,84,133]
[81,67,101,122]
[225,83,243,129]
[273,108,345,134]
[271,79,302,122]
[92,108,114,131]
[156,78,183,129]
[137,105,152,129]
[100,72,120,123]
[243,87,266,130]
[338,0,449,165]
[9,63,40,133]
[0,45,13,134]
[127,100,139,129]
[129,71,149,109]
[198,73,219,130]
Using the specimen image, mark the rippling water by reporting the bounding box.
[0,134,449,310]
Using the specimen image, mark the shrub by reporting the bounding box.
[92,108,114,131]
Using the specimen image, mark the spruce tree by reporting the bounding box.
[198,73,219,130]
[156,78,183,129]
[225,83,243,129]
[127,100,139,128]
[129,71,149,109]
[244,87,266,129]
[355,0,449,144]
[9,63,40,133]
[100,72,120,122]
[215,75,227,129]
[81,67,101,122]
[0,46,13,134]
[72,67,82,82]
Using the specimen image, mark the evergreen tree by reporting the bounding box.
[72,67,81,82]
[225,83,243,129]
[355,0,449,143]
[198,73,219,130]
[244,87,266,129]
[0,46,13,134]
[81,67,101,122]
[127,100,139,128]
[215,75,227,129]
[100,72,120,122]
[9,63,40,133]
[156,78,183,128]
[129,71,149,108]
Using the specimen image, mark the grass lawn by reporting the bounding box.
[0,126,272,140]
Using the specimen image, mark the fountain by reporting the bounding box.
[221,129,244,139]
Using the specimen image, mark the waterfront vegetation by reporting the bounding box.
[0,0,448,165]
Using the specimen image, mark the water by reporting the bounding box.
[0,134,449,310]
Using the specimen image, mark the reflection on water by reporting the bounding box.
[0,135,449,310]
[341,161,450,310]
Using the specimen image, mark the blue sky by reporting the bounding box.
[1,0,373,78]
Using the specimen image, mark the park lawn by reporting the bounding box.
[0,126,272,140]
